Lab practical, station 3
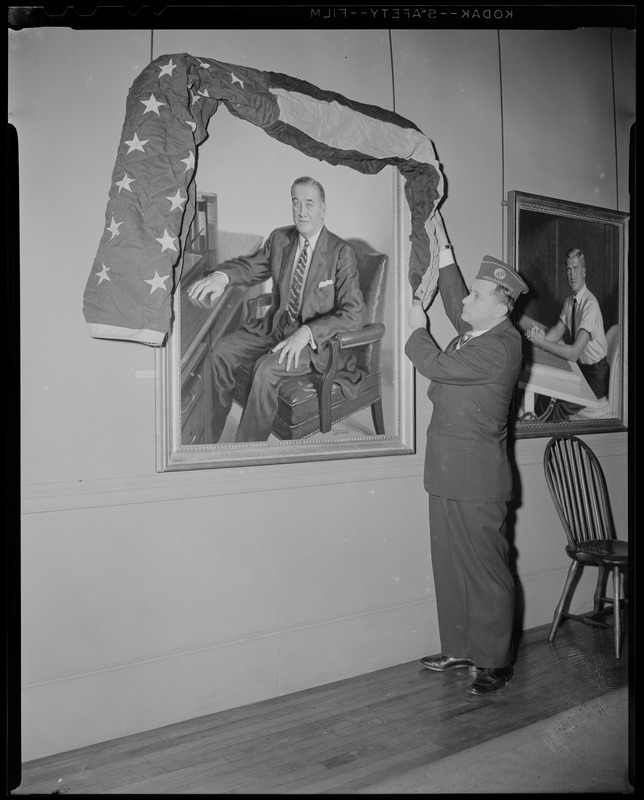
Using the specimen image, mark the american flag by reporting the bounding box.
[83,53,444,345]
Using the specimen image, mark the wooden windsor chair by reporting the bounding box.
[543,434,628,658]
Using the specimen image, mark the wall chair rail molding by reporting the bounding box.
[21,432,626,515]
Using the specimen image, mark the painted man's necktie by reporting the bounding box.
[287,239,310,323]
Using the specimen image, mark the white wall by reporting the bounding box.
[14,26,633,761]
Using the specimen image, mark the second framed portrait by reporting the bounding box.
[507,191,629,438]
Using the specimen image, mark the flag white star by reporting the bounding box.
[115,173,136,193]
[140,94,165,115]
[144,271,170,294]
[155,229,178,252]
[180,151,195,172]
[190,90,202,106]
[166,189,187,211]
[230,71,244,88]
[124,132,148,153]
[106,215,123,240]
[185,120,197,131]
[158,58,177,77]
[95,264,111,284]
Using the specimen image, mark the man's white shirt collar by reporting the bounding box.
[300,230,321,253]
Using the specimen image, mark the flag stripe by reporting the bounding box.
[83,53,444,345]
[266,119,391,174]
[269,71,422,132]
[271,87,441,168]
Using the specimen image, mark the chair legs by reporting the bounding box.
[611,566,622,659]
[592,566,608,614]
[548,560,581,643]
[371,398,385,435]
[549,561,625,658]
[587,564,623,658]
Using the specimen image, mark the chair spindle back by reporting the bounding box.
[544,435,615,550]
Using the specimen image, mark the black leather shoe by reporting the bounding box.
[419,654,475,671]
[467,666,513,695]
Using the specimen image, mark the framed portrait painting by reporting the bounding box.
[507,191,629,438]
[155,170,416,471]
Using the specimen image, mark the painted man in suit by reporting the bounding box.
[187,176,365,442]
[405,210,528,695]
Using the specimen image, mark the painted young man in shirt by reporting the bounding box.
[526,247,608,422]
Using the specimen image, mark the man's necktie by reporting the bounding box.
[571,297,578,341]
[287,239,309,324]
[455,333,471,350]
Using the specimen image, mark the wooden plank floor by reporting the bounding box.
[13,622,629,795]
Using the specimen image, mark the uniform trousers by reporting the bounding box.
[428,493,515,668]
[211,317,315,443]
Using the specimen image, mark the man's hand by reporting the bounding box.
[433,209,450,249]
[272,327,311,371]
[187,273,228,306]
[408,300,428,332]
[526,324,545,344]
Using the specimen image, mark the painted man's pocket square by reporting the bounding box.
[318,279,334,288]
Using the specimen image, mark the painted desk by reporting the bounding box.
[518,347,605,420]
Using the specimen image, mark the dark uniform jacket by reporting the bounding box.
[405,261,523,503]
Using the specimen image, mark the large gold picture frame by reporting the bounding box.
[155,170,415,471]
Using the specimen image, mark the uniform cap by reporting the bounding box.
[476,255,528,299]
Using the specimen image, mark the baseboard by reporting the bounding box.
[21,554,608,764]
[21,597,438,762]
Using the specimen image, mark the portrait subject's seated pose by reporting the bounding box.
[187,176,365,442]
[526,247,609,422]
